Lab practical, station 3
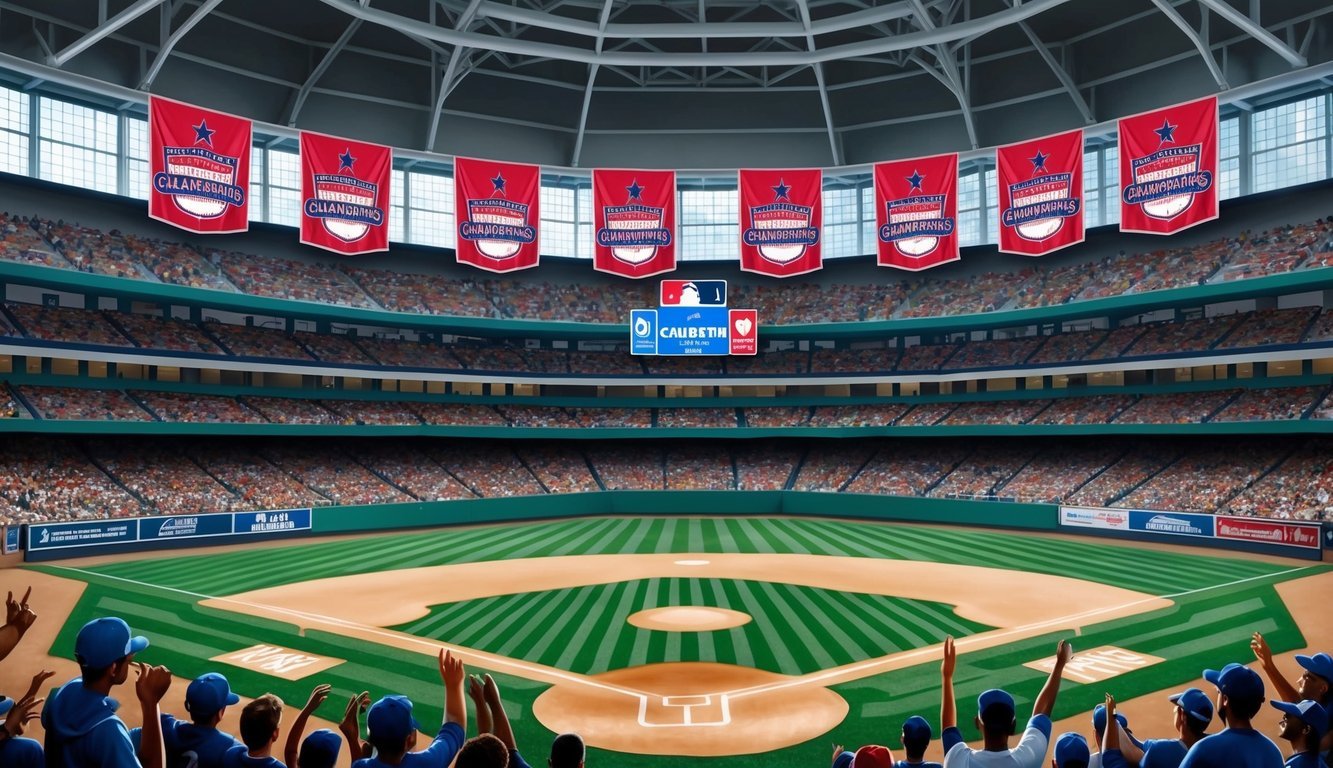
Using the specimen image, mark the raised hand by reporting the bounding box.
[134,662,172,705]
[303,683,332,713]
[941,636,957,679]
[340,691,369,735]
[5,588,34,632]
[1250,632,1273,665]
[467,675,485,705]
[21,669,55,700]
[481,673,500,707]
[2,693,44,738]
[439,648,465,687]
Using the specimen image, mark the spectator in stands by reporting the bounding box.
[132,673,242,768]
[353,649,466,768]
[457,674,532,768]
[1053,733,1089,768]
[283,684,342,768]
[831,744,896,768]
[896,716,941,768]
[1102,688,1212,768]
[939,635,1070,767]
[548,734,584,768]
[336,691,370,765]
[0,669,54,768]
[1270,700,1328,768]
[0,587,35,662]
[43,616,172,768]
[222,693,285,768]
[1178,663,1283,768]
[1251,635,1333,758]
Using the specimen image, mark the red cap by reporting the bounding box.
[853,745,895,768]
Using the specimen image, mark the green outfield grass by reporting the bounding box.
[28,516,1328,768]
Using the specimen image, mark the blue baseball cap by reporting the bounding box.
[832,750,855,768]
[1054,732,1090,767]
[901,715,931,743]
[367,695,419,745]
[1092,703,1128,734]
[0,696,12,717]
[185,673,240,717]
[1271,700,1328,738]
[74,617,149,669]
[298,729,342,768]
[1203,663,1265,700]
[1168,687,1214,724]
[977,688,1015,716]
[1296,653,1333,683]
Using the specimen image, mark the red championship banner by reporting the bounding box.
[1119,95,1219,235]
[299,131,391,255]
[997,128,1084,256]
[593,169,676,279]
[454,156,540,273]
[875,154,959,271]
[149,96,251,234]
[738,168,822,277]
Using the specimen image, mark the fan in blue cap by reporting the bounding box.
[130,672,243,768]
[1253,633,1333,759]
[938,635,1073,767]
[1054,732,1090,768]
[353,649,468,768]
[1175,663,1283,768]
[898,715,941,768]
[41,616,173,768]
[1272,699,1327,768]
[1099,688,1214,768]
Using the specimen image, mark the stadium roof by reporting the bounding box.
[0,0,1330,167]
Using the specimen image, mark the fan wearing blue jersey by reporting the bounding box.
[1178,663,1283,768]
[1271,699,1328,768]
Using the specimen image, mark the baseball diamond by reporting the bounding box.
[4,515,1326,766]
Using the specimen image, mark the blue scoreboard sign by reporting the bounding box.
[631,306,758,356]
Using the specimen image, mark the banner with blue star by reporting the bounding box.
[874,153,960,271]
[454,156,541,273]
[593,168,677,278]
[996,128,1085,256]
[300,131,392,255]
[148,96,252,234]
[738,168,823,277]
[1118,95,1218,235]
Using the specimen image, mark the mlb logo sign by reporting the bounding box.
[729,309,757,356]
[631,309,658,355]
[661,280,727,307]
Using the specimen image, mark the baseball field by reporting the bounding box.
[3,515,1329,768]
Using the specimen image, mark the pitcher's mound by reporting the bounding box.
[531,662,848,756]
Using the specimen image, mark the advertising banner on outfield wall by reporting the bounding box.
[1215,516,1321,550]
[1060,507,1130,530]
[1127,510,1216,538]
[26,509,312,553]
[4,526,19,554]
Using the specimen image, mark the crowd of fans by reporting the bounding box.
[0,436,1329,525]
[6,298,1333,377]
[0,211,1330,328]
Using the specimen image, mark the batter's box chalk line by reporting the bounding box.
[637,693,733,728]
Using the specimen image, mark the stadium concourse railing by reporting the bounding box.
[3,373,1333,437]
[14,491,1325,564]
[4,250,1333,344]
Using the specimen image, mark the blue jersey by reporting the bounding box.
[1284,752,1328,768]
[221,745,285,768]
[1178,728,1283,768]
[132,713,244,768]
[352,722,465,768]
[896,761,944,768]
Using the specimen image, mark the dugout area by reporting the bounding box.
[2,515,1328,768]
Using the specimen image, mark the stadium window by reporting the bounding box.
[1082,150,1100,227]
[957,170,981,246]
[1220,116,1241,199]
[577,186,592,258]
[266,148,301,227]
[680,187,737,261]
[249,147,265,222]
[389,169,405,243]
[1101,147,1119,225]
[124,115,149,200]
[984,168,998,243]
[38,96,117,194]
[407,170,454,248]
[0,85,29,177]
[860,185,876,255]
[540,184,576,258]
[822,186,860,259]
[1252,95,1328,193]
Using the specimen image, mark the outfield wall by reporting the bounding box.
[17,492,1323,562]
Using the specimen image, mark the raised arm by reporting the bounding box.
[0,588,36,662]
[1032,640,1071,719]
[481,675,517,751]
[135,663,173,768]
[440,649,467,730]
[1251,632,1300,703]
[284,684,331,768]
[469,676,492,736]
[338,691,369,764]
[940,636,957,731]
